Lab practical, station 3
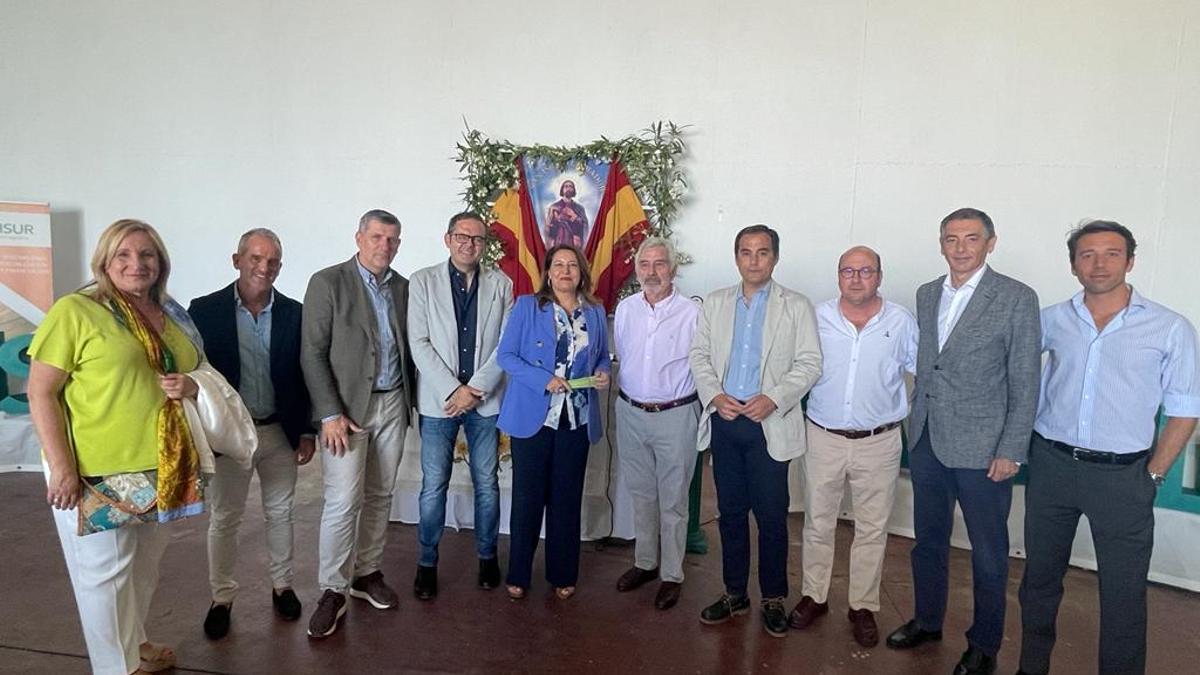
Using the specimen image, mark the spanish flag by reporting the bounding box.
[583,160,650,312]
[489,160,546,299]
[490,157,650,312]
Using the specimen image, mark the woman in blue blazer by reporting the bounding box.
[497,245,611,600]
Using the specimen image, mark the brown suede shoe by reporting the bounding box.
[848,608,879,647]
[787,595,829,629]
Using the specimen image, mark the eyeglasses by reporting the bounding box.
[450,233,486,247]
[838,267,878,279]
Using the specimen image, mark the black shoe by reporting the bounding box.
[616,566,659,592]
[478,558,501,590]
[306,590,347,639]
[762,598,788,637]
[886,618,943,650]
[699,594,750,625]
[952,646,996,675]
[203,602,231,640]
[272,588,302,621]
[654,581,681,610]
[414,565,438,601]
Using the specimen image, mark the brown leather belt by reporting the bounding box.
[253,414,279,426]
[807,416,902,440]
[618,390,699,413]
[1035,432,1148,465]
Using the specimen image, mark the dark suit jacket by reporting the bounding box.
[909,267,1042,469]
[300,256,416,426]
[188,282,313,449]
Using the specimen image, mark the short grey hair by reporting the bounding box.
[358,209,401,232]
[634,236,678,273]
[237,227,283,257]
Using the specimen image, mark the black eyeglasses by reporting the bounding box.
[838,267,878,279]
[450,233,486,247]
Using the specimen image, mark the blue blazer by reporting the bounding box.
[497,295,611,443]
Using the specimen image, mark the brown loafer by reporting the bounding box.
[616,566,659,592]
[654,581,681,610]
[787,595,829,629]
[848,608,879,647]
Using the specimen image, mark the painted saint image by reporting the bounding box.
[545,180,589,249]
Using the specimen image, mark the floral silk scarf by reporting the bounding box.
[109,291,204,522]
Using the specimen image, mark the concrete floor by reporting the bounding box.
[2,467,1199,674]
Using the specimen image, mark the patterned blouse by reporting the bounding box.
[543,299,591,430]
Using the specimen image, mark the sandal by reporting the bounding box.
[506,584,526,600]
[138,642,176,672]
[554,586,576,600]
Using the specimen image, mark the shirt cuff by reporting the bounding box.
[1163,393,1200,418]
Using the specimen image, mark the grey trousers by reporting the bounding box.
[1019,433,1156,675]
[615,397,700,583]
[318,388,409,593]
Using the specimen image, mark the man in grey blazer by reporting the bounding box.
[689,224,823,637]
[301,209,416,639]
[409,212,513,600]
[886,208,1041,675]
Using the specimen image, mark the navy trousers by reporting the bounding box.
[710,414,790,599]
[909,430,1013,656]
[505,417,590,589]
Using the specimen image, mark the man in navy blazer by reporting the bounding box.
[188,228,314,640]
[886,208,1041,675]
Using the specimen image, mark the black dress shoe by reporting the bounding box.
[272,588,302,621]
[654,581,681,610]
[478,558,501,589]
[952,646,996,675]
[414,565,437,601]
[203,603,231,640]
[885,618,943,649]
[616,566,659,592]
[762,598,789,637]
[699,594,750,624]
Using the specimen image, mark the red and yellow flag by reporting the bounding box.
[489,160,546,298]
[583,160,650,312]
[489,157,649,312]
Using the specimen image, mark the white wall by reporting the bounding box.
[3,0,1199,579]
[3,0,1198,322]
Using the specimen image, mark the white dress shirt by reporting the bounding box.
[806,297,918,431]
[937,264,988,351]
[614,289,700,403]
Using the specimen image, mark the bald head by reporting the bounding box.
[837,245,883,307]
[838,245,881,271]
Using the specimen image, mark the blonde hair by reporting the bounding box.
[88,219,172,304]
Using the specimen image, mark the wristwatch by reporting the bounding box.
[1149,471,1166,487]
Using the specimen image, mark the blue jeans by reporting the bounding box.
[417,412,500,567]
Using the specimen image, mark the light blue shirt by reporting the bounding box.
[723,282,770,401]
[806,298,918,430]
[233,285,275,419]
[355,258,402,391]
[1035,287,1200,453]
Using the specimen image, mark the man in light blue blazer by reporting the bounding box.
[689,224,823,637]
[886,207,1041,675]
[408,212,513,600]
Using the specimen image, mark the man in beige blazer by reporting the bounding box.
[301,209,416,639]
[408,212,513,600]
[689,224,822,637]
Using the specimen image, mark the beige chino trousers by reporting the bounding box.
[800,420,902,612]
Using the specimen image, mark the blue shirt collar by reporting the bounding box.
[233,282,275,312]
[356,256,394,287]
